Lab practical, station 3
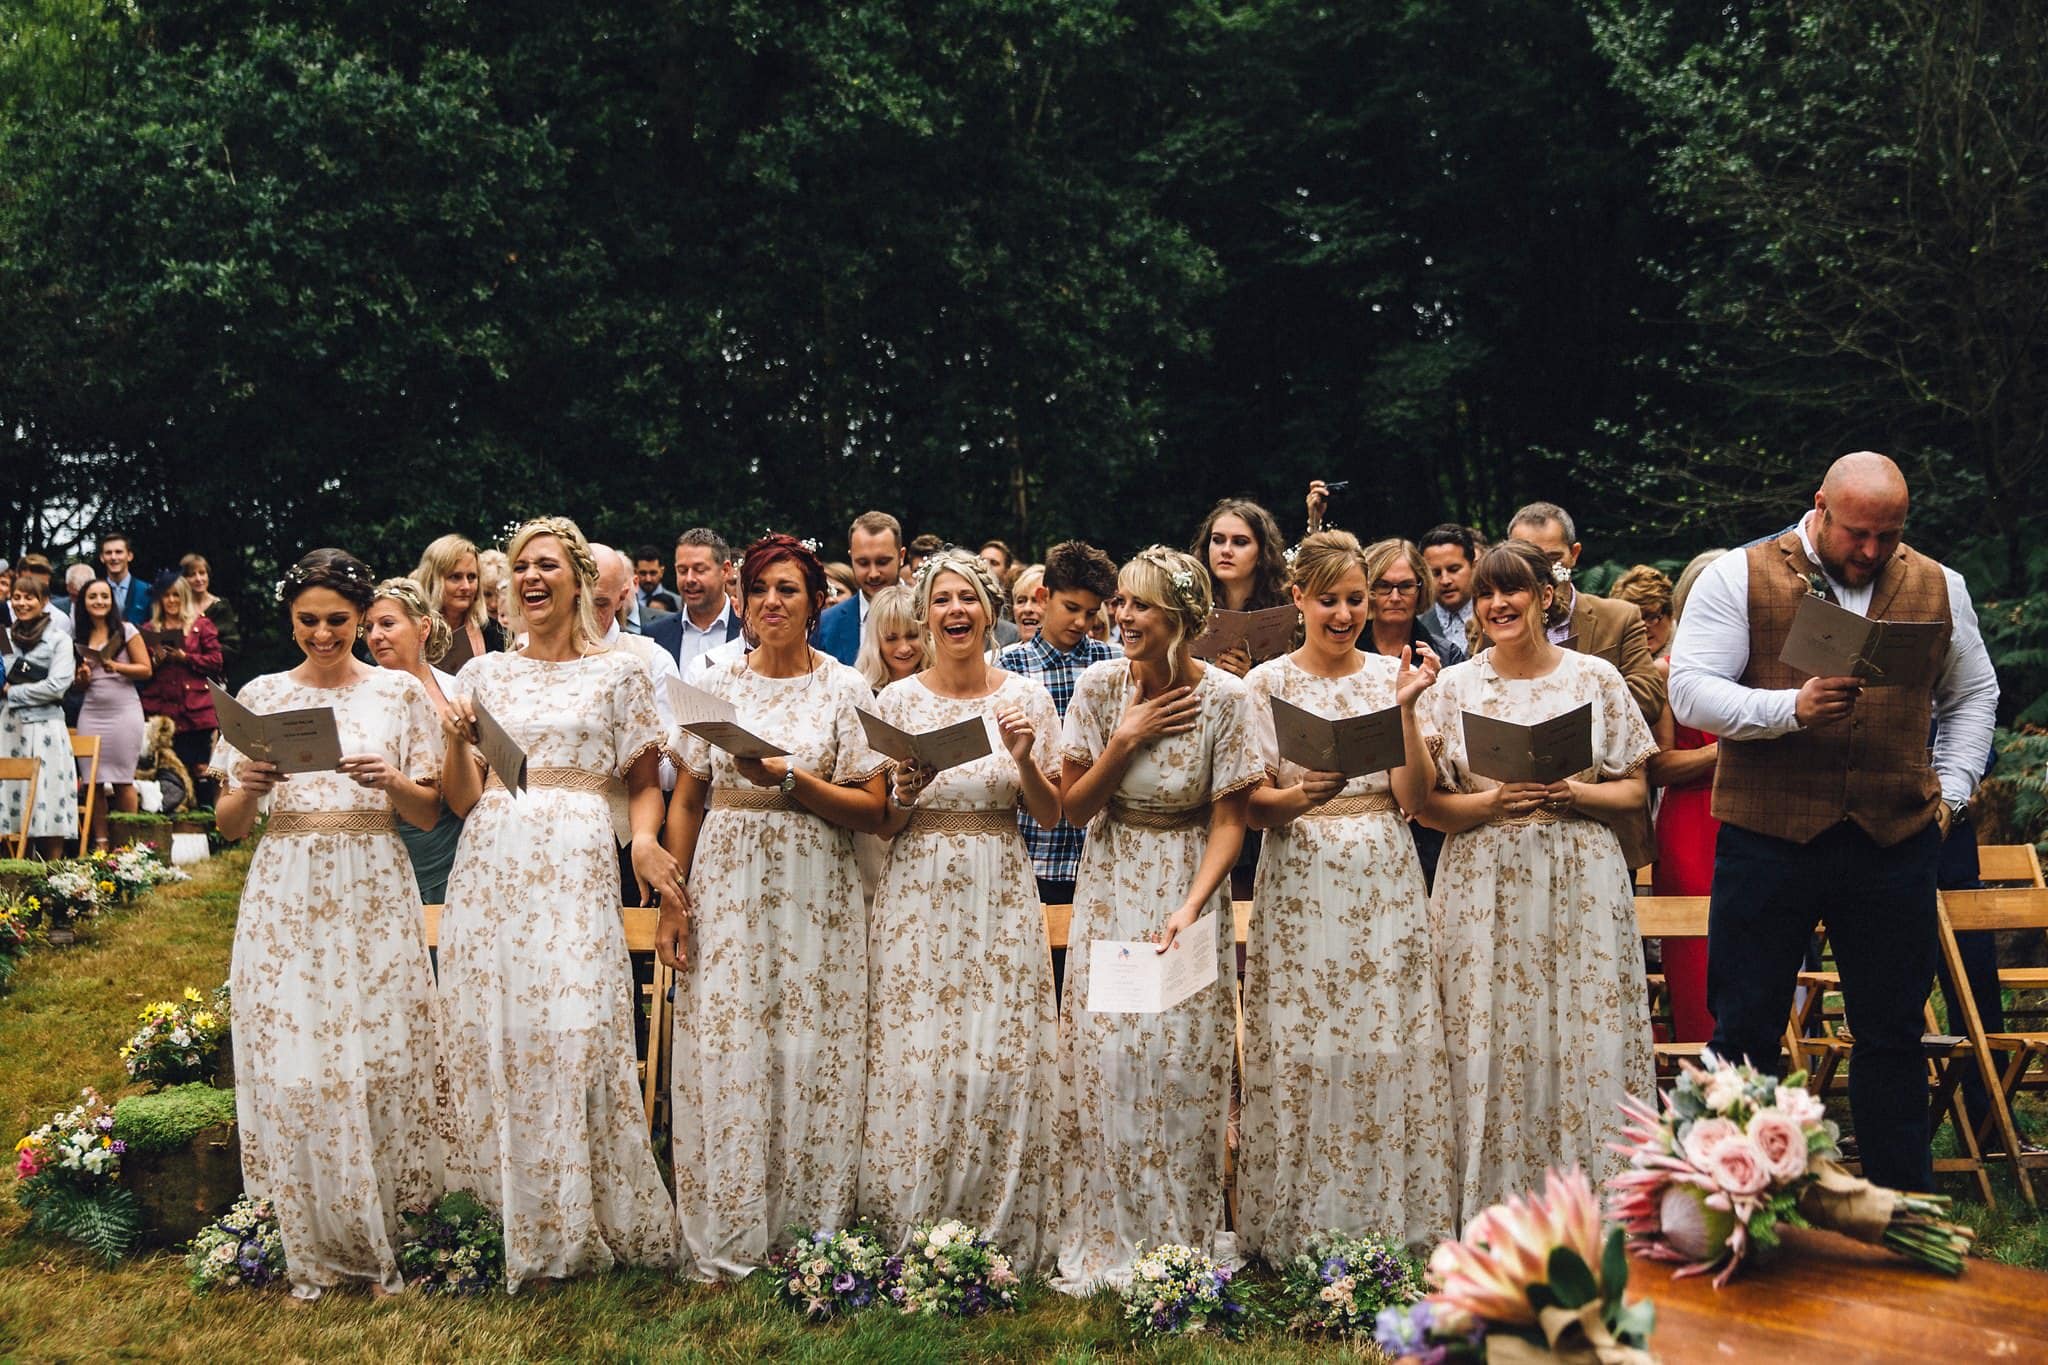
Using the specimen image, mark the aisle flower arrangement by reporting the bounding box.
[770,1227,899,1319]
[889,1219,1020,1317]
[0,895,34,987]
[120,984,232,1088]
[89,843,188,902]
[187,1195,288,1292]
[1120,1242,1253,1339]
[1279,1229,1425,1337]
[1376,1167,1655,1364]
[1607,1052,1974,1284]
[32,864,108,932]
[12,1087,141,1264]
[396,1190,505,1295]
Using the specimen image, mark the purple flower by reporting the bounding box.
[833,1272,855,1293]
[110,1140,127,1155]
[1322,1255,1349,1281]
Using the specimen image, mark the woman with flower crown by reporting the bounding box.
[1052,546,1262,1293]
[858,548,1064,1272]
[212,548,445,1300]
[1239,530,1456,1257]
[656,534,889,1280]
[436,517,686,1291]
[1418,540,1657,1221]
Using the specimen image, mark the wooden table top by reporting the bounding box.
[1626,1226,2048,1363]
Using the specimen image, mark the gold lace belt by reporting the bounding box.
[904,807,1018,836]
[1105,802,1207,831]
[266,810,397,837]
[485,766,615,796]
[1488,806,1590,829]
[1299,793,1398,819]
[709,787,803,813]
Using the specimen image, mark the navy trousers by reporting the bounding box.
[1707,819,1941,1192]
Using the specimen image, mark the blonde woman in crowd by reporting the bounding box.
[1608,564,1675,663]
[179,552,240,668]
[1054,546,1260,1292]
[1010,564,1045,644]
[477,547,510,636]
[854,583,929,693]
[363,577,465,904]
[860,549,1064,1271]
[1240,531,1454,1255]
[824,561,858,606]
[413,534,502,673]
[437,517,683,1290]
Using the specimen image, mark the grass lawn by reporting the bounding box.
[2,851,2044,1362]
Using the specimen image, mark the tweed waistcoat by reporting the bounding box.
[1711,528,1949,846]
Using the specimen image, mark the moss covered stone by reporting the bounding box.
[112,1083,239,1155]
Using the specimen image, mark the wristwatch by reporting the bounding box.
[780,767,798,796]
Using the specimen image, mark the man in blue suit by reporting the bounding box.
[813,510,905,665]
[99,533,152,624]
[646,528,744,673]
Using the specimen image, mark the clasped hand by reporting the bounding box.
[1493,780,1574,818]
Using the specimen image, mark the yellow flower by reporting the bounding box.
[183,987,203,1003]
[98,881,115,895]
[191,1013,217,1031]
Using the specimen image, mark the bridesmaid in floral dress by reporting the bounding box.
[1053,546,1262,1293]
[213,549,444,1299]
[858,549,1064,1271]
[1419,540,1658,1221]
[437,517,685,1291]
[658,535,889,1281]
[1239,531,1455,1256]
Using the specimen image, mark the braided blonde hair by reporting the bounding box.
[504,516,606,651]
[371,576,453,665]
[1120,545,1213,685]
[911,547,1005,658]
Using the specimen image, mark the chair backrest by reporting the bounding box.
[1633,894,1711,939]
[70,733,100,762]
[1976,843,2046,888]
[0,757,39,858]
[1940,886,2048,935]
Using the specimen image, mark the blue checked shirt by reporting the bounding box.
[998,633,1116,880]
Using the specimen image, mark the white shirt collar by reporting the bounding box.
[682,599,733,637]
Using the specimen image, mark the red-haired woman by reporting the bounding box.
[658,534,889,1280]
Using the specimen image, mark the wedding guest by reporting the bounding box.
[1421,539,1657,1219]
[1010,565,1045,644]
[1420,524,1480,648]
[658,533,888,1279]
[998,541,1118,913]
[139,577,223,808]
[860,549,1063,1271]
[1609,564,1675,662]
[1187,497,1291,679]
[1646,551,1725,1043]
[854,584,929,693]
[413,534,503,673]
[180,553,239,671]
[70,580,152,850]
[905,533,944,579]
[649,529,744,675]
[58,563,95,627]
[814,511,907,665]
[477,548,510,634]
[1670,452,1997,1192]
[364,578,465,905]
[1,575,79,857]
[212,548,444,1300]
[1491,503,1666,724]
[824,562,857,606]
[437,516,683,1289]
[1053,546,1260,1292]
[978,539,1017,589]
[633,544,682,617]
[1359,538,1459,886]
[99,533,152,625]
[1241,532,1454,1253]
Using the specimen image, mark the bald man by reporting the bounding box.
[591,543,681,792]
[1670,451,1997,1191]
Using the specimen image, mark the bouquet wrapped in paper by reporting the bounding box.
[1607,1052,1972,1286]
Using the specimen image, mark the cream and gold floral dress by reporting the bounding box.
[1422,648,1658,1222]
[1053,659,1261,1293]
[437,650,677,1291]
[1239,654,1455,1256]
[859,671,1063,1272]
[671,653,887,1281]
[212,668,443,1299]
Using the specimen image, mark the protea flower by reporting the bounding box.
[1426,1167,1604,1326]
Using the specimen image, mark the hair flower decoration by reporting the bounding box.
[1171,569,1195,592]
[272,578,288,603]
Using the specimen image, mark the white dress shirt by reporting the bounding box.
[674,601,736,676]
[684,634,748,682]
[1669,514,1999,806]
[603,621,681,791]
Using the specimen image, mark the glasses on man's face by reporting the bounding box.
[1370,580,1421,598]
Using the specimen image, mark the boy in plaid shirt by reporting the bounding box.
[997,540,1119,905]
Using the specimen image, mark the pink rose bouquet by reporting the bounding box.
[1607,1052,1973,1285]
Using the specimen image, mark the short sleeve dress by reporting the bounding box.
[1422,648,1659,1221]
[211,668,443,1298]
[437,650,678,1290]
[1052,659,1262,1293]
[669,653,887,1281]
[1238,654,1455,1254]
[858,671,1064,1272]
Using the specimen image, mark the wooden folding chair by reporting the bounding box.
[1938,863,2048,1207]
[70,732,100,854]
[0,756,39,858]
